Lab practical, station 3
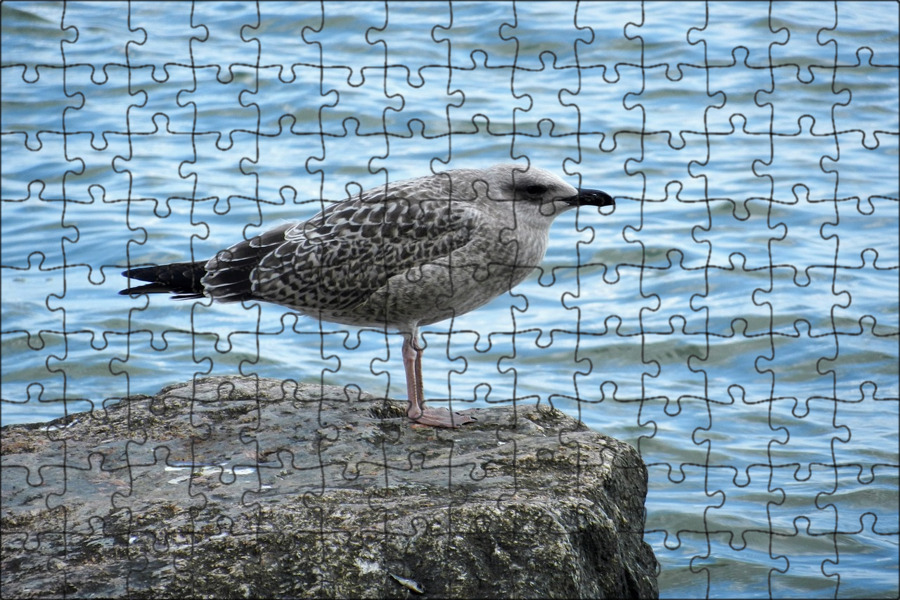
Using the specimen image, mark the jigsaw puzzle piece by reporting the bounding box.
[373,2,450,87]
[124,2,195,82]
[1,64,75,154]
[124,65,198,135]
[574,1,641,75]
[767,505,840,596]
[369,5,459,168]
[574,3,644,159]
[485,328,546,406]
[701,464,783,548]
[695,196,778,273]
[698,391,787,488]
[754,116,837,202]
[301,3,402,142]
[701,49,775,135]
[642,463,720,597]
[827,339,900,472]
[716,4,795,70]
[118,127,197,220]
[634,357,710,477]
[253,3,323,86]
[567,323,647,427]
[622,2,707,81]
[280,316,345,392]
[756,319,840,413]
[697,253,775,337]
[60,1,137,84]
[335,327,395,400]
[433,1,517,71]
[757,68,847,137]
[0,441,75,589]
[626,181,709,271]
[188,2,260,84]
[828,272,897,361]
[186,295,262,381]
[830,132,899,216]
[178,74,259,149]
[178,131,262,221]
[116,293,195,386]
[573,67,645,160]
[431,4,527,166]
[688,117,775,219]
[691,528,791,597]
[62,65,141,152]
[696,465,808,597]
[307,123,387,202]
[830,509,899,597]
[829,3,899,67]
[252,107,327,208]
[503,2,589,71]
[627,142,709,215]
[1,3,73,80]
[768,2,839,84]
[631,69,721,150]
[503,10,585,143]
[700,323,768,398]
[2,131,72,207]
[686,2,786,68]
[1,192,75,422]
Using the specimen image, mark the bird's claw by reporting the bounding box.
[408,406,476,428]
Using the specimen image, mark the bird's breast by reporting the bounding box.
[347,224,550,329]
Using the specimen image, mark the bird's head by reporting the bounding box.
[463,164,615,222]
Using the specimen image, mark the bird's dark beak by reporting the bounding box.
[565,188,615,210]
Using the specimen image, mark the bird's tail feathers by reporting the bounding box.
[119,261,206,299]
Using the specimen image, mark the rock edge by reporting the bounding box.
[2,376,658,598]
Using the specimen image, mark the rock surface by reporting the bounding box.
[2,376,658,598]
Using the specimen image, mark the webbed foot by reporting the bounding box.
[408,405,476,428]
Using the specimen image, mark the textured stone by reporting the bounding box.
[1,376,658,598]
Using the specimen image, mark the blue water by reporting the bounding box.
[2,2,897,597]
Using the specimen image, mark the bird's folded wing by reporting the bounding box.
[203,196,479,312]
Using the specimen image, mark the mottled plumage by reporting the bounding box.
[121,164,614,427]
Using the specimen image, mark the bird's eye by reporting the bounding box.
[524,184,548,195]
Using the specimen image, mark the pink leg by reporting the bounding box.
[402,336,422,419]
[401,334,475,428]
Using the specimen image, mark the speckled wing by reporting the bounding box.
[202,181,478,316]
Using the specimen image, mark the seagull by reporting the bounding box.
[120,164,615,428]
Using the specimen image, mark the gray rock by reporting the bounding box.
[2,376,658,598]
